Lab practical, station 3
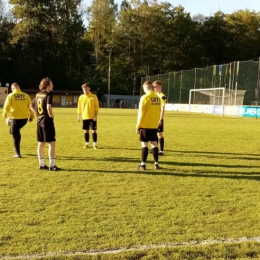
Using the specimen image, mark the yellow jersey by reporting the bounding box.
[157,92,166,107]
[77,92,99,119]
[2,89,34,120]
[136,90,161,129]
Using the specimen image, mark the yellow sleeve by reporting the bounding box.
[27,95,34,119]
[161,93,166,107]
[2,95,11,118]
[77,96,82,114]
[94,95,99,111]
[136,96,145,129]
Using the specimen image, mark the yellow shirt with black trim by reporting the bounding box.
[77,92,99,119]
[136,90,161,129]
[2,89,34,120]
[157,92,166,107]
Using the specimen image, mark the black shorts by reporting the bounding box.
[83,119,97,130]
[37,123,56,143]
[10,119,28,136]
[139,128,158,142]
[158,119,164,133]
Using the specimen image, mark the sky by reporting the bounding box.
[82,0,259,16]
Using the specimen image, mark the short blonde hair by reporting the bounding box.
[11,83,20,91]
[142,81,153,90]
[152,80,162,87]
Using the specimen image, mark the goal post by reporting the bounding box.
[188,88,225,116]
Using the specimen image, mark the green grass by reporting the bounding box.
[0,108,260,259]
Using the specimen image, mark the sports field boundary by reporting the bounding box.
[1,236,260,259]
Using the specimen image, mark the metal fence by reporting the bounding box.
[141,58,260,105]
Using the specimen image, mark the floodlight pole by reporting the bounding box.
[107,48,112,108]
[256,57,260,119]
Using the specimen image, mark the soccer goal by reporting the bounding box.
[188,88,225,116]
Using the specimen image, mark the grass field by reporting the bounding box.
[0,108,260,260]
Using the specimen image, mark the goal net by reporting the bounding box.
[189,88,246,115]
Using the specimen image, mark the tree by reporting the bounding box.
[9,0,85,89]
[199,12,232,65]
[226,10,260,61]
[0,0,15,86]
[87,0,117,65]
[85,0,118,94]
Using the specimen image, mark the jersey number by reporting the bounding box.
[37,99,43,114]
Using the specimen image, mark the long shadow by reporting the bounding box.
[62,168,260,181]
[76,156,259,170]
[37,154,260,171]
[170,150,260,157]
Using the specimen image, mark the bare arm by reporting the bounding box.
[47,104,54,118]
[93,111,98,121]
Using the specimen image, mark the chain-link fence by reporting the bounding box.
[141,58,260,105]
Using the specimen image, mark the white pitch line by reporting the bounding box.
[1,236,260,260]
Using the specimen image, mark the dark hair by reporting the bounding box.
[82,83,90,89]
[39,77,52,90]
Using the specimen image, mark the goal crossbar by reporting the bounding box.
[188,88,225,116]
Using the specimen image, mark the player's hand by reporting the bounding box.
[77,117,81,122]
[93,117,97,121]
[158,120,162,126]
[28,118,33,122]
[136,128,140,134]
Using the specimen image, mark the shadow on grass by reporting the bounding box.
[27,149,260,181]
[169,150,260,158]
[63,167,260,181]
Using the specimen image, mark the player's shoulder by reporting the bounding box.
[90,92,97,97]
[160,92,166,100]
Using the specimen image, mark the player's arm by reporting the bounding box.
[46,92,54,118]
[158,95,166,125]
[2,96,11,118]
[93,111,98,121]
[27,96,34,122]
[136,97,145,133]
[47,104,54,118]
[159,105,165,121]
[93,96,99,121]
[160,95,166,120]
[77,97,82,122]
[157,99,165,126]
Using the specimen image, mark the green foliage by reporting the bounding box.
[0,108,260,259]
[1,1,260,94]
[7,0,85,88]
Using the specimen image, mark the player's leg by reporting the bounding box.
[46,123,60,171]
[151,129,160,169]
[38,142,48,169]
[137,128,148,170]
[11,119,28,158]
[157,120,164,155]
[83,120,90,148]
[84,130,90,147]
[10,119,21,158]
[37,126,48,169]
[91,120,97,149]
[48,141,55,168]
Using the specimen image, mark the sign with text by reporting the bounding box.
[238,106,260,117]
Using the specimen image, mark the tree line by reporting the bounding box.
[0,0,260,96]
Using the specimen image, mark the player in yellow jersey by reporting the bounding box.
[2,83,34,158]
[153,81,166,155]
[136,81,163,170]
[77,83,99,149]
